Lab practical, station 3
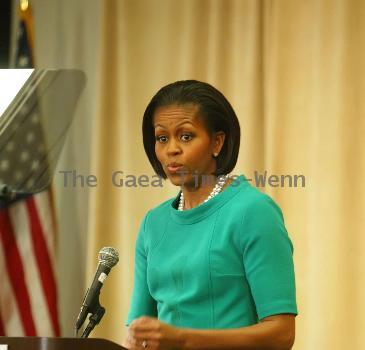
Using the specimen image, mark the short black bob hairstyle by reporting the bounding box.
[142,80,241,179]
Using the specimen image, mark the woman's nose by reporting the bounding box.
[166,138,181,155]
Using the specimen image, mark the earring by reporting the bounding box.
[213,152,218,158]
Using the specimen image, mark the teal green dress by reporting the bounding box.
[126,175,297,329]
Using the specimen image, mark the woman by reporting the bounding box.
[123,80,298,349]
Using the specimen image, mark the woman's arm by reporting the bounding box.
[180,314,295,350]
[127,314,295,350]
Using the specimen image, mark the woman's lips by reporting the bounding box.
[167,165,184,174]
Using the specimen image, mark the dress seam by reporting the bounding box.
[208,210,220,329]
[147,213,169,262]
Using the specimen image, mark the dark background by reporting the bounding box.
[0,0,11,68]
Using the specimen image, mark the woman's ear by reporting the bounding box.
[213,131,225,155]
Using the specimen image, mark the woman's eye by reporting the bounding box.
[155,135,167,143]
[155,134,192,143]
[181,134,192,142]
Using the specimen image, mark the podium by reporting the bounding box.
[0,337,127,350]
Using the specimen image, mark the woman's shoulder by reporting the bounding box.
[231,181,285,222]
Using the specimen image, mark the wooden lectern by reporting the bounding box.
[0,337,127,350]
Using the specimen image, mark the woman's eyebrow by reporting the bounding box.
[154,121,195,129]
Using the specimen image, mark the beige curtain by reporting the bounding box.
[86,0,365,349]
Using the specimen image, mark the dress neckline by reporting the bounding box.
[169,174,249,224]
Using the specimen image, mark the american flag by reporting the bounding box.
[0,0,60,336]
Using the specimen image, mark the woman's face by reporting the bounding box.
[153,104,225,188]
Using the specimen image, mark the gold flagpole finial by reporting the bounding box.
[20,0,29,12]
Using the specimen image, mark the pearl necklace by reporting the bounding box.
[178,174,231,211]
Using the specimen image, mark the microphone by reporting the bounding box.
[75,247,119,332]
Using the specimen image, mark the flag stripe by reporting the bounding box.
[0,210,36,335]
[0,240,24,336]
[9,202,53,336]
[34,191,56,266]
[26,197,60,336]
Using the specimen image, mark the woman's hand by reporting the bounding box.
[125,316,185,350]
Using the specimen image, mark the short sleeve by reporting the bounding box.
[242,196,298,321]
[125,212,157,326]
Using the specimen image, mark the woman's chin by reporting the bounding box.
[166,173,192,187]
[168,175,188,187]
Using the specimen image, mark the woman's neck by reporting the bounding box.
[180,176,233,210]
